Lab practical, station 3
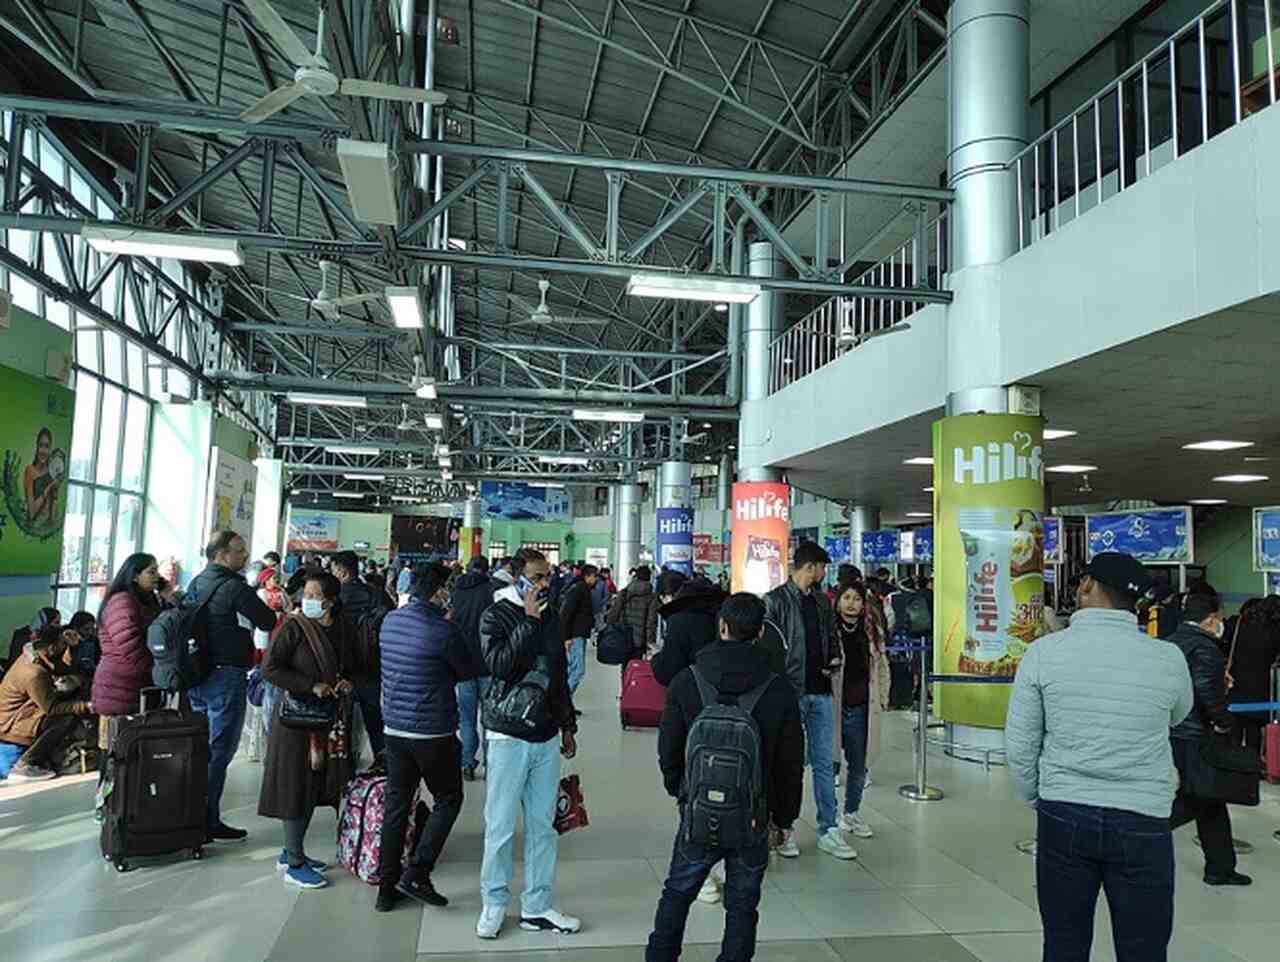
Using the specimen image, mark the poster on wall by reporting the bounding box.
[1253,507,1280,572]
[479,481,572,522]
[860,530,899,565]
[656,507,695,575]
[206,447,256,543]
[0,364,75,576]
[731,482,790,595]
[1043,516,1063,566]
[824,536,851,564]
[286,509,339,552]
[1085,507,1192,564]
[585,546,609,568]
[913,526,934,565]
[391,515,462,563]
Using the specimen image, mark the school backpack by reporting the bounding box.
[892,591,933,638]
[682,666,773,850]
[147,582,224,691]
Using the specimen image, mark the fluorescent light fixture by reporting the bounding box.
[538,455,589,466]
[923,486,934,492]
[701,422,712,429]
[287,392,367,409]
[81,225,243,265]
[336,139,398,226]
[903,457,934,466]
[437,457,453,468]
[332,491,365,499]
[343,473,386,482]
[416,380,438,400]
[1189,499,1227,505]
[1244,456,1271,462]
[1046,464,1098,474]
[626,273,761,304]
[434,444,452,457]
[528,482,566,489]
[1044,429,1078,440]
[1183,440,1255,451]
[572,408,644,424]
[440,470,454,481]
[391,496,420,503]
[1213,474,1269,483]
[325,445,381,456]
[906,512,932,518]
[424,413,444,430]
[386,286,424,329]
[447,237,468,251]
[714,303,728,312]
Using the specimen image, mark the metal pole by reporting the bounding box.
[899,644,944,801]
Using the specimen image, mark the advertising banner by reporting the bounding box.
[479,480,572,522]
[656,507,695,575]
[391,515,462,564]
[824,535,851,564]
[206,447,256,544]
[286,509,339,552]
[1085,507,1192,564]
[934,413,1047,728]
[1253,507,1280,572]
[585,546,609,568]
[0,364,75,575]
[861,530,899,565]
[1043,516,1063,565]
[914,526,934,565]
[731,482,790,595]
[1268,571,1280,596]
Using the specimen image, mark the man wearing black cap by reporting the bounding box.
[1006,552,1193,962]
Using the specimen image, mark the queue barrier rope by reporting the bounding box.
[1226,702,1280,712]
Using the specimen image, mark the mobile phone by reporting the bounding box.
[517,575,550,603]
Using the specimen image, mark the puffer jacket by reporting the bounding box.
[182,564,276,669]
[480,586,576,743]
[763,581,836,698]
[0,645,92,745]
[379,599,475,736]
[1168,622,1234,740]
[450,570,495,679]
[652,580,727,687]
[340,577,390,684]
[92,590,161,716]
[607,579,657,653]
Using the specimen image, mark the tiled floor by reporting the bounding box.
[2,663,1278,962]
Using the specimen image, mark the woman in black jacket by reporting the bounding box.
[1226,596,1280,755]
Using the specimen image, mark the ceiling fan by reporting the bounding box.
[239,0,448,123]
[509,279,611,327]
[251,259,382,319]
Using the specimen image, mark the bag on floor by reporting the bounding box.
[596,623,633,665]
[620,658,665,729]
[336,770,428,884]
[554,768,589,835]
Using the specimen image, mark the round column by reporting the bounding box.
[656,461,694,575]
[846,504,881,569]
[738,241,784,483]
[612,483,642,579]
[459,496,484,565]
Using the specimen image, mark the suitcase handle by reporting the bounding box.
[139,687,181,714]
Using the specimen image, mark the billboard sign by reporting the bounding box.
[656,506,695,575]
[731,482,790,595]
[1085,507,1192,564]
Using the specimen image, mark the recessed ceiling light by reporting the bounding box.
[906,512,931,518]
[326,445,382,456]
[923,486,934,492]
[1213,474,1269,483]
[1189,499,1227,505]
[1244,456,1271,462]
[1183,440,1255,451]
[1046,464,1098,474]
[903,457,933,466]
[343,473,386,482]
[1044,429,1077,440]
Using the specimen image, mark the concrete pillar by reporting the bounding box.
[459,496,484,566]
[656,461,694,574]
[251,458,285,562]
[845,504,881,570]
[612,483,642,578]
[716,454,733,512]
[738,241,784,483]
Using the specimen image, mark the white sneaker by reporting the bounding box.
[839,812,874,838]
[817,827,858,860]
[520,907,581,934]
[864,772,872,787]
[776,829,800,858]
[696,876,721,904]
[476,905,505,939]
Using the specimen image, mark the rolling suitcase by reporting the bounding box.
[620,659,665,729]
[1265,665,1280,785]
[99,689,209,872]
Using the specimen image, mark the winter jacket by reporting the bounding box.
[182,564,277,669]
[591,578,610,614]
[1168,622,1234,741]
[91,590,160,716]
[1225,617,1280,716]
[479,585,577,743]
[340,577,390,684]
[559,578,595,642]
[0,645,92,745]
[763,581,836,698]
[607,579,657,654]
[449,570,495,679]
[657,640,804,830]
[1006,607,1194,819]
[380,599,475,736]
[651,581,727,687]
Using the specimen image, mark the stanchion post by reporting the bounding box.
[899,644,944,801]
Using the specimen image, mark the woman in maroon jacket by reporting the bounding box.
[92,553,162,744]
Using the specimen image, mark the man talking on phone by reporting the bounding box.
[475,549,581,941]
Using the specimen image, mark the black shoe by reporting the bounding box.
[1204,871,1252,886]
[205,823,248,843]
[396,876,448,907]
[462,766,476,782]
[375,889,404,913]
[574,709,583,717]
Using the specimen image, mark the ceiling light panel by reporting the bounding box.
[1046,464,1099,474]
[1183,440,1255,451]
[336,139,398,226]
[287,393,367,409]
[82,226,243,265]
[1213,474,1269,483]
[386,286,425,329]
[1043,429,1078,440]
[626,273,761,303]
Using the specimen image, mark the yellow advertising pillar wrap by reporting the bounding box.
[932,414,1047,728]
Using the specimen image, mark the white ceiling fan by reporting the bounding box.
[251,259,382,319]
[240,0,448,123]
[509,279,610,327]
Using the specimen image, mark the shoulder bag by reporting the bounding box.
[278,617,339,732]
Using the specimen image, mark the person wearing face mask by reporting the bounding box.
[1167,589,1251,887]
[0,624,94,781]
[258,572,358,890]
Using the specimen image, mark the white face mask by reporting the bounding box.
[301,599,325,620]
[1213,620,1225,640]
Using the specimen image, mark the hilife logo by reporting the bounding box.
[735,492,789,521]
[658,514,693,535]
[953,432,1043,485]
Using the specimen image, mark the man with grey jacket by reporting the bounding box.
[763,541,856,861]
[1006,552,1192,962]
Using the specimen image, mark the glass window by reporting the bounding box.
[60,484,89,585]
[76,329,100,372]
[9,272,38,311]
[55,588,83,623]
[39,136,65,188]
[101,330,123,383]
[69,377,98,482]
[70,171,93,211]
[88,489,116,587]
[113,494,143,572]
[126,341,145,393]
[120,395,148,492]
[96,384,123,486]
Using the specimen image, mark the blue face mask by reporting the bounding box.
[301,599,325,619]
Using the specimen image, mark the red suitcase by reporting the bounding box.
[620,659,665,729]
[1265,666,1280,784]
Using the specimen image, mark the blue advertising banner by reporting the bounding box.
[1043,516,1063,565]
[1253,507,1280,572]
[479,481,572,522]
[1268,571,1280,595]
[861,530,899,565]
[1085,507,1192,564]
[656,507,695,575]
[824,536,851,564]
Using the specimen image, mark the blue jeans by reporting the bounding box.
[481,736,561,914]
[840,704,869,815]
[1037,800,1174,962]
[798,693,836,833]
[647,817,769,962]
[188,666,248,830]
[456,677,491,770]
[566,637,587,694]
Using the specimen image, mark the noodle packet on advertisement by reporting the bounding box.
[957,508,1046,677]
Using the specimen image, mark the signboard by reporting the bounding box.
[1267,571,1280,596]
[914,526,934,565]
[479,480,571,522]
[391,515,462,564]
[656,506,695,575]
[1043,516,1063,565]
[584,546,609,568]
[899,531,916,563]
[286,509,339,552]
[731,482,790,595]
[206,447,256,545]
[0,364,75,575]
[1253,507,1280,572]
[1085,507,1192,564]
[860,530,899,565]
[824,535,851,564]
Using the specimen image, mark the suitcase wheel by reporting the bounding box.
[191,847,204,861]
[113,859,130,873]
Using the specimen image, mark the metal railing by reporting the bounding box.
[1011,0,1279,251]
[768,209,948,393]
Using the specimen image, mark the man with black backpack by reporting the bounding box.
[332,550,389,758]
[646,593,804,962]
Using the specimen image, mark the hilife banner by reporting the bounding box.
[655,506,695,575]
[731,482,790,595]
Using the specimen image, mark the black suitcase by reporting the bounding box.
[100,689,209,872]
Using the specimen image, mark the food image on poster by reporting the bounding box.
[731,481,790,595]
[743,535,783,595]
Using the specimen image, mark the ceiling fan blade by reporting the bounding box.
[248,284,313,304]
[243,0,314,66]
[339,79,448,105]
[549,315,610,325]
[240,83,309,123]
[327,293,384,308]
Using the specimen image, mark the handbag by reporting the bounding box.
[246,667,266,708]
[554,763,589,835]
[1196,733,1262,806]
[278,616,339,732]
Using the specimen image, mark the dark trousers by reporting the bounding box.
[377,734,463,892]
[1171,792,1236,878]
[1037,800,1173,962]
[20,714,83,769]
[1230,715,1264,757]
[354,682,385,756]
[646,824,768,962]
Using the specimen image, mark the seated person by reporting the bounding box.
[0,624,94,781]
[6,607,61,673]
[68,612,100,679]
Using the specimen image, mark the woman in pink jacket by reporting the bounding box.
[92,553,162,744]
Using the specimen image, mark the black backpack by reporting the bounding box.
[892,591,932,638]
[148,583,223,691]
[596,623,634,665]
[483,655,553,736]
[683,666,773,851]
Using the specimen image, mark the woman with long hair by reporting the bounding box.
[92,554,161,747]
[23,427,59,525]
[1226,595,1280,755]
